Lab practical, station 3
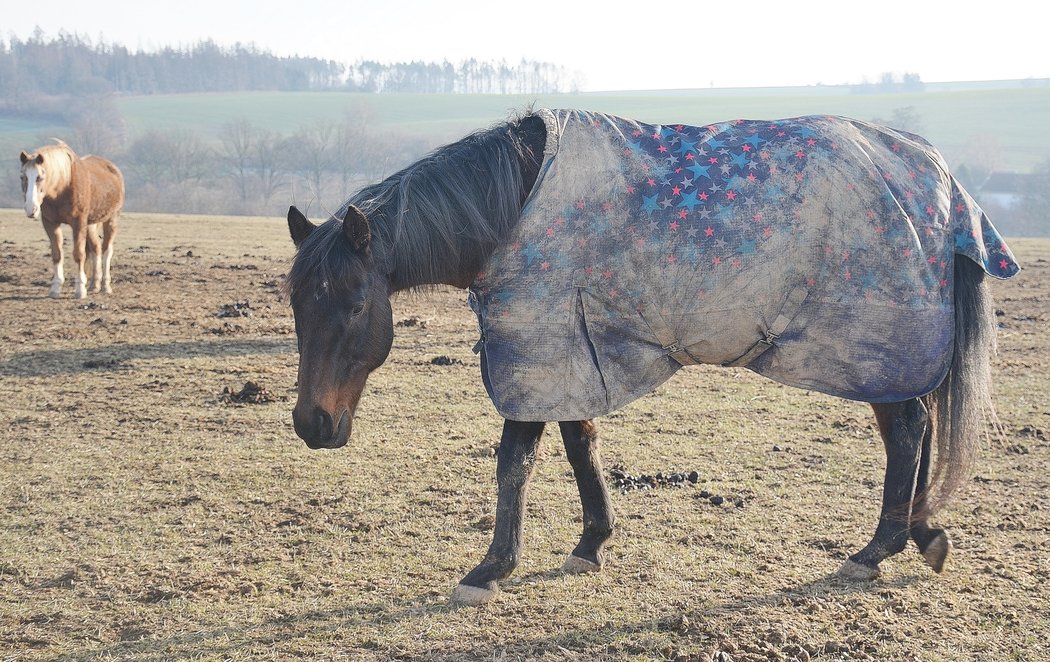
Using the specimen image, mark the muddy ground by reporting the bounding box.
[0,209,1047,661]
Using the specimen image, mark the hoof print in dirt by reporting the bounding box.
[430,355,464,366]
[396,316,428,328]
[221,381,284,404]
[217,301,253,318]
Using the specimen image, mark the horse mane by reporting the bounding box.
[30,140,76,188]
[288,110,543,296]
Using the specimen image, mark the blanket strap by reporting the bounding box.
[639,309,701,366]
[723,285,809,368]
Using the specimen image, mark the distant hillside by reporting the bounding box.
[109,85,1050,171]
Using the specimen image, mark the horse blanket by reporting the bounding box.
[468,109,1020,422]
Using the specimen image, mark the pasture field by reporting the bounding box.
[0,208,1047,661]
[116,86,1050,171]
[3,85,1050,172]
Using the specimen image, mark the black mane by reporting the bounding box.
[287,110,547,296]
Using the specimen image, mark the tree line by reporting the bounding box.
[0,31,574,105]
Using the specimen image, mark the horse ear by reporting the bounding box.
[35,154,44,164]
[19,151,30,164]
[342,204,371,252]
[287,205,316,247]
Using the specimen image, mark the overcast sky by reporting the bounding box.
[5,0,1046,91]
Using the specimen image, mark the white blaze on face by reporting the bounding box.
[23,162,43,218]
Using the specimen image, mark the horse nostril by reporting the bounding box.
[317,410,333,439]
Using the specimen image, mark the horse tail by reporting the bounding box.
[920,256,998,516]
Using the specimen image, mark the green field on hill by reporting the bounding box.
[4,85,1050,172]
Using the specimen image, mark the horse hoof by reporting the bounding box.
[449,583,498,606]
[922,532,952,573]
[561,555,602,574]
[837,559,880,581]
[48,290,61,299]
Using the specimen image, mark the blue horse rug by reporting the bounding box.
[469,109,1020,422]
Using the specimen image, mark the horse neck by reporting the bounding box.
[43,151,75,199]
[375,116,547,294]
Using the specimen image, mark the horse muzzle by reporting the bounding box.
[25,206,39,219]
[293,406,351,449]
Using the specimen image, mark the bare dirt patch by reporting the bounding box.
[1,210,1047,660]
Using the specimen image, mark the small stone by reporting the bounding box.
[710,495,725,506]
[688,470,699,483]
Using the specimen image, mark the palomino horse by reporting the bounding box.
[284,109,1019,605]
[19,141,125,298]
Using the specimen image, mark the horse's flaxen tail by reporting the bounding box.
[921,256,998,515]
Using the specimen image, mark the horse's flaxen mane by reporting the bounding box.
[288,111,541,296]
[25,140,76,188]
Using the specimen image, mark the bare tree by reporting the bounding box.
[252,128,290,210]
[70,95,126,155]
[219,117,255,202]
[292,119,337,208]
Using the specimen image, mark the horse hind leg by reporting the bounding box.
[44,220,64,298]
[907,404,952,573]
[70,221,90,299]
[559,420,615,574]
[839,399,937,580]
[86,225,103,293]
[100,219,117,294]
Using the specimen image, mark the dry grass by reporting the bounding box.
[1,209,1047,661]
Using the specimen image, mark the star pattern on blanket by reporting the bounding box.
[475,112,1019,322]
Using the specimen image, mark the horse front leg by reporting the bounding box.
[559,420,615,574]
[44,220,64,298]
[839,399,941,579]
[451,419,544,605]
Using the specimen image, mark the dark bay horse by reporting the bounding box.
[284,108,1019,605]
[19,141,125,299]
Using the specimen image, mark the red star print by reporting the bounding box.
[705,226,714,237]
[540,261,550,271]
[726,190,737,201]
[699,192,709,201]
[575,200,585,209]
[672,185,681,195]
[670,220,680,230]
[1000,259,1009,270]
[677,210,687,220]
[546,227,555,237]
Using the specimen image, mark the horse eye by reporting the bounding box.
[349,301,366,318]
